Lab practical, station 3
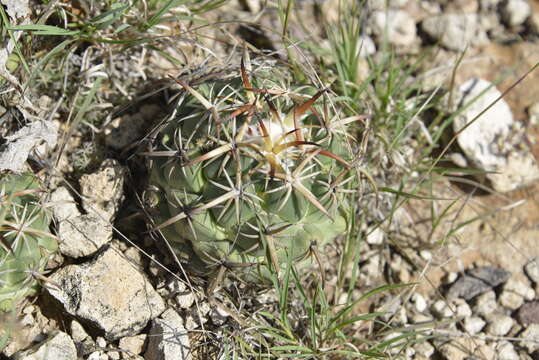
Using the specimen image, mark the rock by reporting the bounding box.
[49,187,80,222]
[500,279,535,310]
[366,227,384,245]
[367,0,409,10]
[69,321,89,343]
[473,290,498,316]
[370,10,417,49]
[413,341,434,357]
[48,247,165,340]
[453,299,472,318]
[438,338,473,360]
[501,0,531,27]
[527,11,539,35]
[119,335,147,356]
[497,341,520,360]
[446,276,491,300]
[412,293,427,313]
[358,36,376,57]
[145,309,191,360]
[525,257,539,283]
[486,313,514,336]
[468,266,511,287]
[79,159,126,222]
[421,14,487,51]
[104,104,160,151]
[167,280,196,309]
[453,78,539,192]
[57,214,113,258]
[520,324,539,353]
[463,316,486,334]
[13,331,77,360]
[431,300,452,318]
[517,301,539,325]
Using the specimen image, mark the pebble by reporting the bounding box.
[486,313,514,336]
[453,299,472,318]
[119,335,147,356]
[421,14,487,51]
[412,293,427,313]
[14,332,77,360]
[468,266,511,287]
[501,0,531,27]
[366,227,384,245]
[497,341,520,360]
[524,257,539,283]
[145,309,190,360]
[438,338,473,360]
[431,300,453,318]
[463,316,486,334]
[447,276,491,300]
[517,301,539,325]
[413,341,434,357]
[520,324,539,353]
[473,291,498,316]
[370,10,417,48]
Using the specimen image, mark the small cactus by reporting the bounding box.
[146,56,361,280]
[0,173,57,311]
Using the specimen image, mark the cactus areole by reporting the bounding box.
[0,173,57,311]
[146,57,360,280]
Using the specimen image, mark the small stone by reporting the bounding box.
[412,293,427,313]
[145,309,190,360]
[500,290,524,310]
[366,227,384,245]
[517,301,539,325]
[520,324,539,353]
[13,331,77,360]
[453,299,472,318]
[419,250,432,262]
[96,337,106,349]
[468,266,511,287]
[414,341,434,357]
[497,341,519,360]
[358,36,376,58]
[463,316,486,335]
[70,320,89,342]
[49,187,80,222]
[444,272,458,285]
[447,276,491,300]
[501,0,531,27]
[525,257,539,283]
[486,313,514,336]
[119,335,147,356]
[473,291,498,316]
[370,10,417,49]
[410,312,433,324]
[57,214,113,258]
[422,14,487,51]
[438,339,471,360]
[432,300,453,318]
[108,351,120,360]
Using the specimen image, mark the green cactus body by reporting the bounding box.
[147,58,358,279]
[0,174,57,311]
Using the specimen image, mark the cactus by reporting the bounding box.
[0,173,57,311]
[146,56,361,280]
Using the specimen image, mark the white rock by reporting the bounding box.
[414,341,434,357]
[48,247,165,340]
[70,320,89,342]
[463,316,486,334]
[167,280,196,309]
[486,313,514,336]
[119,335,147,356]
[412,293,427,313]
[14,331,77,360]
[49,187,80,222]
[520,324,539,353]
[499,290,524,310]
[422,14,487,51]
[453,78,539,192]
[79,159,126,222]
[525,257,539,283]
[431,300,452,318]
[497,341,520,360]
[501,0,531,27]
[367,0,408,10]
[57,214,113,258]
[366,227,384,245]
[145,309,191,360]
[453,299,472,318]
[473,290,498,316]
[500,278,534,309]
[371,10,417,48]
[358,36,376,57]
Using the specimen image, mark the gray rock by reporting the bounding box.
[463,316,486,335]
[468,266,511,287]
[497,341,520,360]
[446,276,491,300]
[454,78,539,192]
[79,159,126,222]
[57,214,113,258]
[486,313,514,336]
[13,332,77,360]
[48,247,165,340]
[145,309,191,360]
[501,0,531,27]
[520,324,539,353]
[473,290,498,316]
[49,187,80,222]
[517,301,539,326]
[525,257,539,283]
[370,10,417,49]
[421,14,487,51]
